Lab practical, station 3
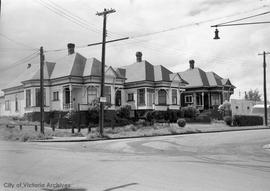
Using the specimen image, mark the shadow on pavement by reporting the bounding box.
[43,188,87,191]
[103,183,139,191]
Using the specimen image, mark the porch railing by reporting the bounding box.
[63,103,74,110]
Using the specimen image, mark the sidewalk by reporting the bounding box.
[32,124,270,143]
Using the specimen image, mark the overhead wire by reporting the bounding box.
[36,0,102,34]
[44,0,102,32]
[215,10,270,26]
[1,51,40,71]
[0,33,38,51]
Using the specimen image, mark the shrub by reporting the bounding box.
[182,106,199,119]
[223,116,232,126]
[177,118,186,127]
[88,107,99,124]
[232,115,263,126]
[117,105,132,119]
[136,119,147,127]
[168,110,178,123]
[114,116,131,127]
[145,111,154,124]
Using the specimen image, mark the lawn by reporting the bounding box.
[0,116,267,142]
[0,117,83,142]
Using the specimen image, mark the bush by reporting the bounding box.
[136,119,147,127]
[145,111,154,124]
[177,118,186,127]
[232,115,263,126]
[182,106,199,119]
[223,116,232,126]
[117,105,132,119]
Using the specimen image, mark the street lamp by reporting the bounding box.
[211,12,270,126]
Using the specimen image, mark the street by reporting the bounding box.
[1,129,270,191]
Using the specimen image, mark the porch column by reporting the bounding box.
[69,84,72,111]
[111,86,116,107]
[208,92,211,108]
[202,92,204,109]
[154,89,158,105]
[145,88,147,106]
[178,90,181,106]
[168,89,172,105]
[193,93,197,107]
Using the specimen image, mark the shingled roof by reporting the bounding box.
[178,60,235,89]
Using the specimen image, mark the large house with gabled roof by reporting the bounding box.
[0,43,235,117]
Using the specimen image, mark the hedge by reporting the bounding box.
[232,115,263,126]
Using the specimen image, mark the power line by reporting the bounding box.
[44,0,102,32]
[215,10,270,26]
[1,51,39,71]
[0,33,38,50]
[36,0,101,34]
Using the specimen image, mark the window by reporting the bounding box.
[87,86,97,104]
[196,94,202,105]
[127,93,134,101]
[35,88,46,106]
[15,97,18,111]
[26,89,31,107]
[147,89,155,106]
[185,95,193,103]
[211,94,220,105]
[115,90,121,106]
[158,89,167,105]
[5,100,10,111]
[138,88,145,105]
[104,86,111,103]
[172,89,177,105]
[53,91,59,101]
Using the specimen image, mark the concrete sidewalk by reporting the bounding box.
[32,125,270,143]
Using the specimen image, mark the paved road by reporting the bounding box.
[1,129,270,191]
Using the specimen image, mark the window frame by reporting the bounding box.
[5,100,10,111]
[53,91,59,101]
[137,88,145,106]
[185,95,193,103]
[26,89,31,108]
[158,89,167,105]
[172,89,177,105]
[127,93,134,102]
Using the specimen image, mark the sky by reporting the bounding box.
[0,0,270,100]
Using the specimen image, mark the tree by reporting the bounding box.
[244,89,262,102]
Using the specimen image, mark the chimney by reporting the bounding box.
[67,43,75,55]
[136,51,142,62]
[189,60,195,69]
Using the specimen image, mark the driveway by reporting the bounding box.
[1,129,270,191]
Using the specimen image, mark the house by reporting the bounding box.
[0,43,235,117]
[178,60,235,110]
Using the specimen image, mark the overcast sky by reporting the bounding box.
[0,0,270,100]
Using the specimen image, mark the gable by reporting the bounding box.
[105,66,118,78]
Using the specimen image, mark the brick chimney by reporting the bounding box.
[189,60,195,69]
[136,51,142,62]
[67,43,75,55]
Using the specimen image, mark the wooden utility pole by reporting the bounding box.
[259,51,269,126]
[96,8,116,136]
[40,46,45,134]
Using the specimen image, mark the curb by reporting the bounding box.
[31,126,270,143]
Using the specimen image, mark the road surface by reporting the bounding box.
[1,129,270,191]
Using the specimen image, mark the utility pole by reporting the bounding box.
[96,8,116,136]
[40,46,45,134]
[258,51,269,126]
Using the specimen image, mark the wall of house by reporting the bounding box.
[0,92,25,117]
[50,86,63,111]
